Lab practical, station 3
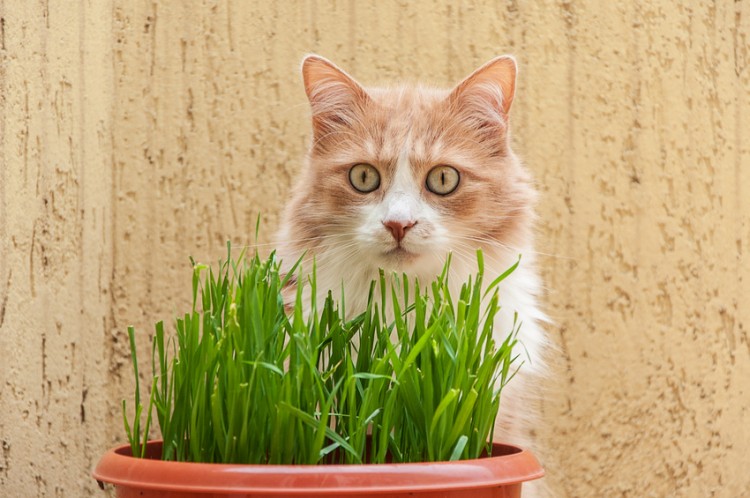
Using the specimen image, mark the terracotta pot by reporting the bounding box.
[93,440,543,498]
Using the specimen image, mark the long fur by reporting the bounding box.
[276,55,551,496]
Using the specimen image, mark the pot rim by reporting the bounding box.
[93,440,544,494]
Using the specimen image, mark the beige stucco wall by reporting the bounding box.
[1,0,115,495]
[1,1,748,496]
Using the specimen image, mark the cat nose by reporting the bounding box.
[383,220,416,243]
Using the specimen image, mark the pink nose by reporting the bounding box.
[383,220,416,243]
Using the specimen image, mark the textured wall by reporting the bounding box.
[1,1,748,497]
[0,0,115,496]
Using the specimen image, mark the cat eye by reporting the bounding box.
[426,165,460,195]
[349,163,381,193]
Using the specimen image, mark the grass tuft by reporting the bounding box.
[123,245,521,464]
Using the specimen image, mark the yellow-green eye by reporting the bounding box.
[349,164,380,193]
[426,165,460,195]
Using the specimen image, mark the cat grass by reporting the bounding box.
[123,243,521,464]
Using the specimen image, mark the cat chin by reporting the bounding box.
[377,254,448,284]
[382,246,418,261]
[371,253,421,275]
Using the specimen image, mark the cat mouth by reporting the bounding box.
[384,246,418,260]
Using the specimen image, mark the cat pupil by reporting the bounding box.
[441,171,445,185]
[361,171,367,183]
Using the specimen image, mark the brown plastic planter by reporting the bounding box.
[93,440,543,497]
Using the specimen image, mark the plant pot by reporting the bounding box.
[93,440,543,498]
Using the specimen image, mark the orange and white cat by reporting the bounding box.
[276,55,549,494]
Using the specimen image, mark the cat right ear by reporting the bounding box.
[448,56,517,123]
[301,55,369,140]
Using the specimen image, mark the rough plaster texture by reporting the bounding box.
[1,1,748,497]
[0,0,115,496]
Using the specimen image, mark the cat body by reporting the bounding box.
[276,56,549,491]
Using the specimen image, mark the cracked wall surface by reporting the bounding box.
[1,1,749,497]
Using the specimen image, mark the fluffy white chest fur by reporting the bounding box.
[277,224,548,444]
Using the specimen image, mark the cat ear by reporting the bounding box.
[301,55,369,139]
[449,55,517,119]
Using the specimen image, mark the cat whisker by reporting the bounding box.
[293,242,364,273]
[233,231,363,250]
[448,241,557,295]
[452,230,572,261]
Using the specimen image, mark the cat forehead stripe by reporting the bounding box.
[412,139,426,159]
[391,136,418,195]
[364,139,377,158]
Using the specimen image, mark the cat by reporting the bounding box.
[276,54,550,495]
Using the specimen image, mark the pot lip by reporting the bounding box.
[93,440,544,493]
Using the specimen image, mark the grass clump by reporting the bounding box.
[123,244,522,464]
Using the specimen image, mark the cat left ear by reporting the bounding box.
[301,55,369,140]
[449,56,517,117]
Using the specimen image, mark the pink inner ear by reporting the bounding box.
[302,56,368,109]
[301,56,370,140]
[450,56,517,116]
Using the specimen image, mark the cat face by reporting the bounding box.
[282,56,536,278]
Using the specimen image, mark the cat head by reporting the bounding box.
[282,55,536,278]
